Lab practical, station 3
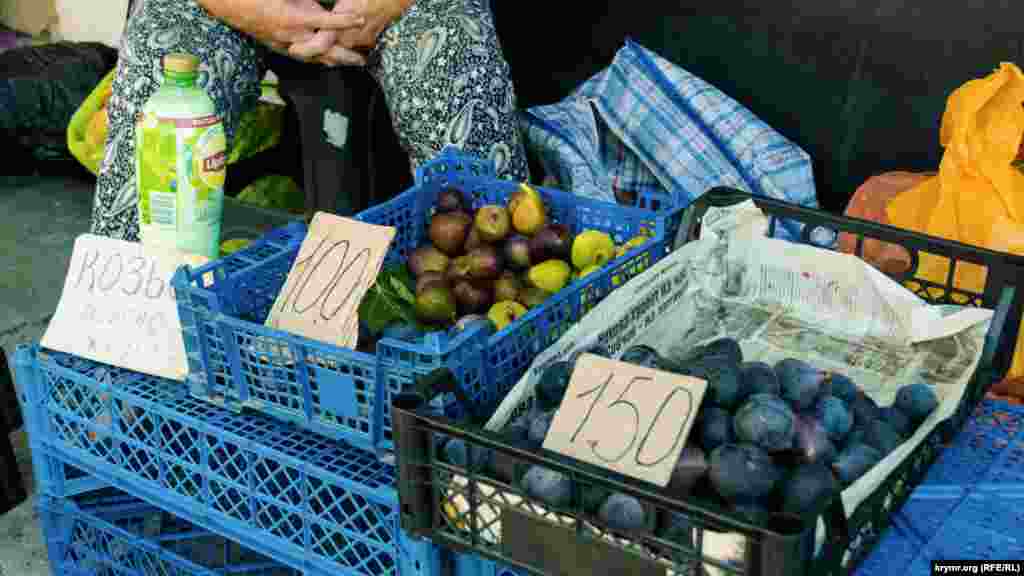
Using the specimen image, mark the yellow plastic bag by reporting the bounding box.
[887,62,1024,377]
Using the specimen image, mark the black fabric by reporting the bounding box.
[0,350,26,515]
[1,42,118,162]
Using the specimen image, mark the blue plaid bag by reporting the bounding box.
[520,39,822,242]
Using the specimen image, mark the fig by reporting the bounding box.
[447,255,473,283]
[436,187,465,213]
[464,225,485,253]
[504,235,532,270]
[429,211,472,256]
[415,282,456,324]
[468,245,503,280]
[452,279,493,315]
[528,223,572,263]
[494,271,521,302]
[475,205,511,243]
[509,184,547,236]
[416,271,447,294]
[409,245,449,278]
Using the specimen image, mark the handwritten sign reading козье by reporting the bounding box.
[41,235,209,381]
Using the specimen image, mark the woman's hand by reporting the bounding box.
[197,0,365,63]
[288,0,412,65]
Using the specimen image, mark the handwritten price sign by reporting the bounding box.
[40,235,209,380]
[542,354,708,487]
[265,212,395,348]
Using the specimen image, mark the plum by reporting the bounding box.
[442,438,494,471]
[816,396,853,442]
[879,406,912,438]
[619,345,663,370]
[775,358,827,411]
[537,361,573,411]
[825,373,859,404]
[693,337,743,366]
[781,463,839,516]
[699,406,734,453]
[502,412,533,443]
[528,410,556,446]
[685,358,743,409]
[832,443,882,485]
[863,419,902,456]
[709,443,782,502]
[669,445,708,496]
[844,427,867,450]
[849,393,882,428]
[739,361,781,398]
[598,493,647,533]
[894,383,939,424]
[521,465,573,508]
[733,394,796,453]
[793,415,837,465]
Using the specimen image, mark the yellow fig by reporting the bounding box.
[508,184,547,236]
[488,300,529,332]
[571,230,616,270]
[527,260,572,294]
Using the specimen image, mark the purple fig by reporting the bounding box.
[416,271,447,294]
[528,223,572,263]
[452,280,493,315]
[436,187,466,213]
[504,235,532,270]
[467,245,503,281]
[429,211,472,256]
[409,245,449,278]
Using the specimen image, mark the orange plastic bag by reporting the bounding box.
[887,62,1024,378]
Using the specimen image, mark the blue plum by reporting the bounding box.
[740,361,781,398]
[879,406,912,438]
[598,493,648,533]
[734,394,796,453]
[709,443,782,501]
[619,345,664,370]
[849,393,882,428]
[442,438,494,471]
[825,373,859,404]
[699,406,734,453]
[521,465,574,508]
[894,383,939,424]
[537,361,573,411]
[793,415,837,465]
[528,410,556,446]
[863,419,902,456]
[685,358,743,409]
[775,358,827,411]
[816,396,853,442]
[832,443,882,485]
[781,464,839,516]
[844,427,867,449]
[502,412,533,443]
[669,445,708,496]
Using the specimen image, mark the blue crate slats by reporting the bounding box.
[172,146,682,455]
[15,345,441,576]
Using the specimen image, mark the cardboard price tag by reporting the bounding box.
[40,235,209,381]
[542,354,708,487]
[265,212,395,348]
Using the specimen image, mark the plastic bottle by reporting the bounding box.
[136,53,225,259]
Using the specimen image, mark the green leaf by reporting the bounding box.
[358,264,417,334]
[390,276,416,304]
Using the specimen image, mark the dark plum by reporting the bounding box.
[781,464,839,516]
[894,383,939,424]
[816,396,853,442]
[619,345,663,370]
[792,415,837,465]
[442,438,494,471]
[699,406,734,453]
[502,412,533,443]
[537,361,573,411]
[879,406,913,438]
[775,358,827,411]
[739,361,781,398]
[863,419,902,456]
[691,337,743,365]
[435,187,465,213]
[733,394,796,453]
[598,493,647,533]
[832,443,882,485]
[684,358,743,409]
[669,445,708,496]
[528,410,556,446]
[708,443,782,502]
[825,372,859,404]
[849,393,882,428]
[521,465,573,508]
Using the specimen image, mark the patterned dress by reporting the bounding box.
[91,0,530,241]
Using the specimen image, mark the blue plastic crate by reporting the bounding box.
[15,345,442,576]
[39,488,310,575]
[450,550,522,576]
[854,399,1024,576]
[172,147,682,455]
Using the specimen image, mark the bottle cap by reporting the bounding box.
[164,53,199,74]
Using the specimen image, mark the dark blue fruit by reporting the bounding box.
[849,393,882,428]
[825,373,859,404]
[731,500,771,524]
[528,411,556,446]
[598,493,647,532]
[894,383,939,424]
[521,465,573,508]
[740,361,781,398]
[775,358,826,411]
[698,337,743,365]
[879,406,912,438]
[502,412,533,443]
[863,419,902,456]
[781,464,839,515]
[669,445,708,496]
[734,395,796,453]
[816,396,853,442]
[442,439,494,471]
[537,361,573,411]
[619,345,664,370]
[832,443,882,485]
[709,443,782,501]
[700,406,734,453]
[793,415,837,465]
[685,359,743,409]
[844,427,866,449]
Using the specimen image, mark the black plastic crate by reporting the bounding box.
[391,187,1024,576]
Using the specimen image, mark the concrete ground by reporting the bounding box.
[0,173,298,575]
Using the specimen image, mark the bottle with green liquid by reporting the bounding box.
[136,53,225,259]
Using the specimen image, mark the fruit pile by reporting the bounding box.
[405,184,648,333]
[440,339,940,540]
